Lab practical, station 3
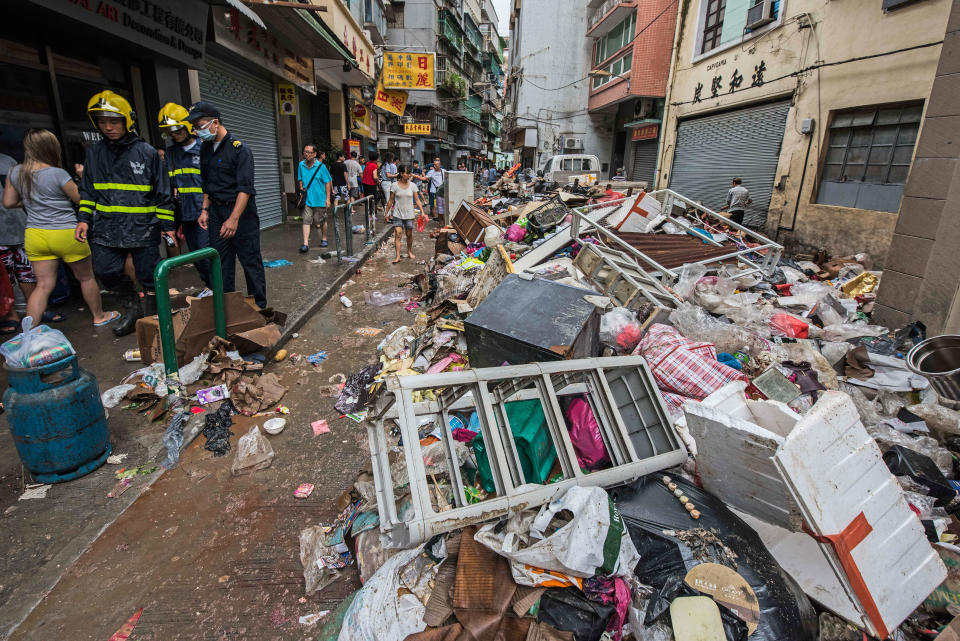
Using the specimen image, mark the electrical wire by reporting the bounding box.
[669,39,943,107]
[519,0,679,92]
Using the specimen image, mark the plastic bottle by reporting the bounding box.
[339,292,352,308]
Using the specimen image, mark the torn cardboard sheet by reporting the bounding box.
[136,292,283,365]
[231,372,287,416]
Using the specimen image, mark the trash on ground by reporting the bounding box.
[196,383,229,405]
[312,419,330,435]
[19,484,50,501]
[263,259,293,268]
[231,425,275,475]
[295,483,315,499]
[263,417,286,434]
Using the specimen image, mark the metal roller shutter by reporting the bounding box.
[630,139,658,187]
[668,100,791,228]
[198,55,282,229]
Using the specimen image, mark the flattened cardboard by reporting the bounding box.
[136,292,267,365]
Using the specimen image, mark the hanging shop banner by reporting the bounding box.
[344,139,361,157]
[382,52,436,90]
[349,89,374,138]
[212,8,316,93]
[374,81,408,117]
[631,124,660,141]
[28,0,206,67]
[277,83,297,116]
[404,123,432,136]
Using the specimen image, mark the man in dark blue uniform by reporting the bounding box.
[185,101,267,308]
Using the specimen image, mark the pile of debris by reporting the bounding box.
[308,188,960,641]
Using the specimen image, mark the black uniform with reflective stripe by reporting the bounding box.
[78,134,174,248]
[199,131,256,202]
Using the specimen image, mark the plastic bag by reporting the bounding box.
[364,288,411,306]
[416,212,428,233]
[483,225,502,247]
[599,307,642,353]
[231,425,275,475]
[0,317,75,369]
[475,485,640,579]
[907,403,960,437]
[565,397,610,470]
[867,423,954,477]
[335,362,382,414]
[537,587,616,641]
[101,384,135,408]
[673,263,707,299]
[770,313,810,338]
[668,303,772,358]
[612,476,819,641]
[160,408,186,469]
[354,529,398,585]
[821,322,889,342]
[300,525,346,595]
[338,544,427,641]
[506,223,526,242]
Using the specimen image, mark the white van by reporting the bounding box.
[538,154,603,183]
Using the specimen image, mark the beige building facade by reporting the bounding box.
[655,0,952,265]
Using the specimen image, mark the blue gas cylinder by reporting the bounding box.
[4,355,112,483]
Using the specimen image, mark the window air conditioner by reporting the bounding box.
[746,0,775,30]
[564,137,584,151]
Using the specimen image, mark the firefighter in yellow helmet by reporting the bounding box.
[158,102,210,287]
[77,90,175,336]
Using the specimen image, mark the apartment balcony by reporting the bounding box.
[587,0,637,37]
[438,10,464,51]
[459,94,482,124]
[463,12,483,54]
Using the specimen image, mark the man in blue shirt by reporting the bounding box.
[297,144,332,253]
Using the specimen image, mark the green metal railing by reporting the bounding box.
[438,11,463,50]
[332,194,376,264]
[154,247,225,379]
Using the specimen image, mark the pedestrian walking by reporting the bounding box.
[3,129,119,329]
[158,102,211,288]
[385,165,424,264]
[488,165,497,186]
[78,91,175,336]
[380,152,398,206]
[425,157,446,220]
[186,101,268,309]
[297,144,332,253]
[345,151,362,200]
[361,151,380,210]
[331,152,350,208]
[721,177,752,226]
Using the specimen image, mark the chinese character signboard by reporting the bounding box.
[349,88,373,138]
[404,123,431,136]
[277,83,297,116]
[631,124,659,141]
[382,52,435,90]
[212,8,316,93]
[374,80,409,117]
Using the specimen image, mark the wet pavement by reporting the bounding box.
[0,213,394,639]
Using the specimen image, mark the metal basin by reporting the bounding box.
[906,335,960,401]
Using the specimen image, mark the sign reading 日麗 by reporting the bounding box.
[382,52,436,90]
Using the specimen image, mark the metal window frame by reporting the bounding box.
[701,0,726,53]
[367,356,686,548]
[824,103,922,186]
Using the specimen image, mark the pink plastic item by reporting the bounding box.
[770,313,809,338]
[505,224,526,242]
[565,397,610,471]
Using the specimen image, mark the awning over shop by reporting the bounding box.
[219,0,265,28]
[244,1,357,65]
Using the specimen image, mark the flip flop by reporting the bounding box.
[93,310,121,327]
[41,311,66,323]
[0,320,19,335]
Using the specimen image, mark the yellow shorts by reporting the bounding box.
[24,228,91,263]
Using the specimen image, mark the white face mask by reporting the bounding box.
[196,121,217,141]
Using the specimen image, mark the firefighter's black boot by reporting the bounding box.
[112,282,143,337]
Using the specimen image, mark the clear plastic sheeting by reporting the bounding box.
[231,425,275,475]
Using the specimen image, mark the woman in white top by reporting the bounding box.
[385,165,425,264]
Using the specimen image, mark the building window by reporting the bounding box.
[386,3,404,28]
[592,52,632,88]
[816,102,923,213]
[594,11,636,66]
[701,0,725,53]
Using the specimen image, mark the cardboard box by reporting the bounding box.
[136,292,273,365]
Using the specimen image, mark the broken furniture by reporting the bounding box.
[367,356,687,548]
[684,382,947,638]
[464,274,601,369]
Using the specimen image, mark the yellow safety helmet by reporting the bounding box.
[87,90,135,132]
[157,102,193,135]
